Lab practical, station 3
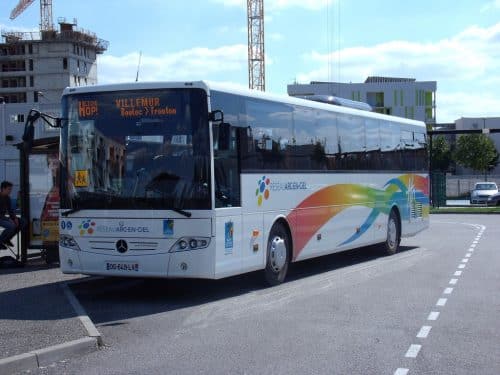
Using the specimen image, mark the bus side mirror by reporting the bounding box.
[209,110,224,123]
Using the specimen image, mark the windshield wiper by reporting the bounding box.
[171,207,192,218]
[61,207,82,217]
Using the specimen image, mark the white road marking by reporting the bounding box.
[62,283,102,345]
[394,368,409,375]
[396,222,486,375]
[417,325,432,338]
[405,344,422,358]
[436,298,447,306]
[428,311,440,320]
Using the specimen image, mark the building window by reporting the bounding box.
[29,59,33,71]
[30,76,34,87]
[34,91,39,102]
[63,58,68,70]
[28,44,33,54]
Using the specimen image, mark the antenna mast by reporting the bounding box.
[135,51,142,82]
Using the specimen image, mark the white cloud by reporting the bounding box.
[480,0,500,12]
[97,44,248,84]
[0,23,38,33]
[295,22,500,122]
[438,91,500,122]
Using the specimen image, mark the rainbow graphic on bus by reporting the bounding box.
[287,174,429,260]
[256,175,271,206]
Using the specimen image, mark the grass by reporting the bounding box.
[430,205,500,214]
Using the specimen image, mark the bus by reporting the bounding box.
[58,81,429,285]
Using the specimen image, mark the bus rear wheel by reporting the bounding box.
[383,209,400,255]
[265,222,290,286]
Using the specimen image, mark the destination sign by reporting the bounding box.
[78,96,177,119]
[115,97,177,118]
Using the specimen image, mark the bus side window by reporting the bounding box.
[214,124,241,208]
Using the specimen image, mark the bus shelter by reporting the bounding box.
[17,136,60,264]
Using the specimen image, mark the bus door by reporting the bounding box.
[213,122,243,277]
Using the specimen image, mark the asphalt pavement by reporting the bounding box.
[0,242,100,375]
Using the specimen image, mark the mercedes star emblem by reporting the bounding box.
[116,239,128,253]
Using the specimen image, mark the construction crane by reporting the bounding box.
[10,0,54,32]
[247,0,265,91]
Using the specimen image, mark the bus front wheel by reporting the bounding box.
[265,222,290,286]
[383,209,401,255]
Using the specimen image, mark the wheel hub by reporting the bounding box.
[270,236,286,272]
[388,219,397,247]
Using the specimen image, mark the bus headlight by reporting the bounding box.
[170,237,210,252]
[60,234,81,251]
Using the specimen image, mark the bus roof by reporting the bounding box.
[62,80,426,129]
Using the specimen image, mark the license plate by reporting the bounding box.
[106,261,139,272]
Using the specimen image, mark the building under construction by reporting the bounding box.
[0,16,108,193]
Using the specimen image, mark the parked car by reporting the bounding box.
[486,192,500,206]
[470,182,499,204]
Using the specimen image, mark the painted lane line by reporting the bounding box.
[428,311,440,320]
[61,283,102,345]
[458,264,466,269]
[394,368,409,375]
[436,298,447,306]
[465,253,472,258]
[417,326,432,339]
[470,244,476,248]
[461,258,469,263]
[405,344,422,358]
[472,240,478,244]
[454,271,462,276]
[449,278,458,285]
[444,287,454,294]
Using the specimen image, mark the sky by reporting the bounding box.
[2,0,500,123]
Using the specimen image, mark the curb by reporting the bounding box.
[0,337,98,374]
[0,280,102,374]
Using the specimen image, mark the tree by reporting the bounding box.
[454,134,499,179]
[430,135,452,171]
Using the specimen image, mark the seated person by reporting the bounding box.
[0,181,27,249]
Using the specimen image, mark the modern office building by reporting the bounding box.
[0,19,108,192]
[287,76,437,125]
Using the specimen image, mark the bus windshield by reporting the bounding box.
[60,88,211,210]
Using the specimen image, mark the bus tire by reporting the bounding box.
[383,209,400,255]
[265,222,290,286]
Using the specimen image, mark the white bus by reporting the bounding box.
[58,81,429,285]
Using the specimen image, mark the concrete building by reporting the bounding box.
[287,76,437,125]
[0,19,108,193]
